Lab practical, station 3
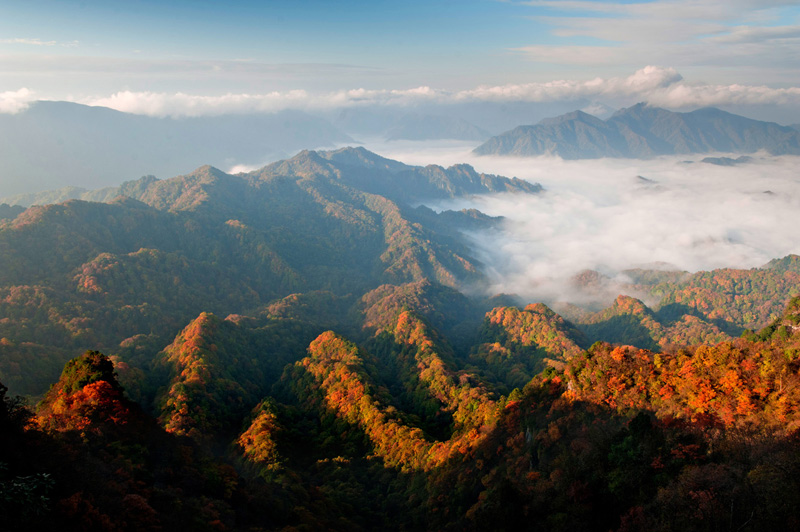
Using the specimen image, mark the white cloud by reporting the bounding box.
[87,90,313,117]
[71,66,800,117]
[455,66,683,102]
[0,38,58,46]
[82,86,448,117]
[373,140,800,306]
[0,38,78,47]
[0,88,36,114]
[453,66,800,109]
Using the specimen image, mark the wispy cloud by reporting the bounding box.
[0,55,379,78]
[0,38,78,47]
[710,25,800,44]
[70,66,800,117]
[513,0,800,74]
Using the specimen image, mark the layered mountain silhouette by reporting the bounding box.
[3,146,540,207]
[474,103,800,158]
[0,148,538,395]
[3,142,800,530]
[0,101,353,196]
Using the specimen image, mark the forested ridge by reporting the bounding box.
[2,148,800,530]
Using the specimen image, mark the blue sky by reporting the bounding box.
[1,0,799,118]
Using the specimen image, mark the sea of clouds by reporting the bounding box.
[356,139,800,306]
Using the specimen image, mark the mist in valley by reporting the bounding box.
[356,139,800,307]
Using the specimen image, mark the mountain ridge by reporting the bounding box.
[474,103,800,158]
[0,101,354,197]
[4,146,541,208]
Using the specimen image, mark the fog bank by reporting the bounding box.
[360,139,800,306]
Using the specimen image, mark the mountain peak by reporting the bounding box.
[538,110,605,127]
[50,350,122,395]
[476,103,800,158]
[248,147,539,202]
[610,102,664,119]
[182,164,231,183]
[253,149,337,180]
[318,146,409,173]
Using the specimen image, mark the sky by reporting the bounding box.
[1,0,800,120]
[1,0,800,305]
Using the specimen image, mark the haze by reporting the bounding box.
[2,0,800,305]
[360,140,800,305]
[2,1,800,123]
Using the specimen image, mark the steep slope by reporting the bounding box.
[11,297,800,531]
[747,295,800,342]
[474,103,800,158]
[283,311,500,472]
[154,311,327,442]
[9,146,540,213]
[358,280,481,336]
[474,111,631,159]
[21,351,347,531]
[0,149,537,397]
[469,303,587,389]
[561,256,800,345]
[0,198,306,396]
[36,351,136,437]
[249,147,541,205]
[649,261,800,332]
[577,295,729,350]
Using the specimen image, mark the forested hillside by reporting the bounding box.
[0,148,537,397]
[2,148,800,530]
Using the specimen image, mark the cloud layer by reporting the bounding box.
[0,66,798,118]
[60,66,798,117]
[361,140,800,306]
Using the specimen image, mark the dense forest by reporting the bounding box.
[2,148,800,530]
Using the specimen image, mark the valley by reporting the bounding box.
[2,145,800,530]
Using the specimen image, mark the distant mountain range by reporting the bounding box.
[1,146,540,207]
[0,147,538,396]
[0,101,353,197]
[474,103,800,158]
[4,141,800,530]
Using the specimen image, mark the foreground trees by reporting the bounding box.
[3,293,800,530]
